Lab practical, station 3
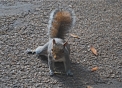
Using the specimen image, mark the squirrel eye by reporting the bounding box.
[51,49,53,51]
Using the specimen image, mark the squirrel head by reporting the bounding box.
[51,39,67,60]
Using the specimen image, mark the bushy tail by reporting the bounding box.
[48,9,75,39]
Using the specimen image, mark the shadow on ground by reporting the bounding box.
[37,55,107,88]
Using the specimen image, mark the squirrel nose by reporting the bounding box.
[54,55,57,59]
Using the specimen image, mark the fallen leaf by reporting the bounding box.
[91,67,98,72]
[70,33,80,39]
[54,72,65,75]
[90,46,98,55]
[86,85,93,88]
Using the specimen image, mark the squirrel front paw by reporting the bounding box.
[66,70,73,77]
[49,70,54,77]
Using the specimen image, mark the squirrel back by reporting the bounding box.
[48,9,75,39]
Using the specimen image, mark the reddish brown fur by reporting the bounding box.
[50,11,72,38]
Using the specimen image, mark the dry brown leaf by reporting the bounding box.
[91,67,98,72]
[70,33,80,39]
[86,85,93,88]
[90,46,98,55]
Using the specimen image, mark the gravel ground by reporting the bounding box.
[0,0,122,88]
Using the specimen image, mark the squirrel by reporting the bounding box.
[26,8,75,76]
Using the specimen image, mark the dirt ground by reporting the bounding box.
[0,0,122,88]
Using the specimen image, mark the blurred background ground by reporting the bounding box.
[0,0,122,88]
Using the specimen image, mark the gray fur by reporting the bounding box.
[26,9,75,76]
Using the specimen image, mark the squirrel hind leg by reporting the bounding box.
[25,49,35,54]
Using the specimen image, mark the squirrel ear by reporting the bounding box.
[63,41,68,46]
[53,39,56,45]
